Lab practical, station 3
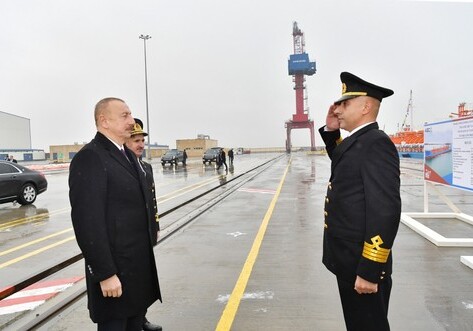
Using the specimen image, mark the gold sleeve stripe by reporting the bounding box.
[362,235,390,263]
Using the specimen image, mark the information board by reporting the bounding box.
[424,116,473,191]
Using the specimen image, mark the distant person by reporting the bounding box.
[319,72,401,331]
[182,149,188,166]
[215,150,222,167]
[69,97,161,331]
[8,155,17,163]
[216,148,228,171]
[228,148,234,165]
[125,118,162,331]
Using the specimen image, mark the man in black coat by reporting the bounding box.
[125,118,162,331]
[216,148,228,171]
[319,72,401,331]
[69,98,161,330]
[182,149,187,166]
[228,148,234,165]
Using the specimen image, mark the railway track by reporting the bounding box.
[1,155,284,331]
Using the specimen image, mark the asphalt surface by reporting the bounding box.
[3,154,473,330]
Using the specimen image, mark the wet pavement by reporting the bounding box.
[3,153,473,330]
[0,155,276,290]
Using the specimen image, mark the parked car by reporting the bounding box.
[202,147,222,165]
[161,149,185,166]
[0,161,48,205]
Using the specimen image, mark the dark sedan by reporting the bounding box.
[161,149,185,166]
[0,161,48,205]
[202,147,222,165]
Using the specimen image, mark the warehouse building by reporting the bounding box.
[176,134,218,157]
[0,111,32,149]
[0,111,46,161]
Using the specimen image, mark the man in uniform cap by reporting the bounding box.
[319,72,401,330]
[125,118,162,331]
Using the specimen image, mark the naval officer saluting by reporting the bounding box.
[319,72,401,331]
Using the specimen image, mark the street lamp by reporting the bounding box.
[139,34,152,160]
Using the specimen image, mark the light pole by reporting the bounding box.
[139,34,152,160]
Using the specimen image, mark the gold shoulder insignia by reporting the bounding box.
[362,235,390,263]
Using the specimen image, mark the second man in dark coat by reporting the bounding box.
[125,118,162,331]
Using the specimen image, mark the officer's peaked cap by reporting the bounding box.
[334,72,394,105]
[131,118,148,137]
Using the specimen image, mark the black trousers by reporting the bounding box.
[97,312,145,331]
[337,276,392,331]
[217,160,227,170]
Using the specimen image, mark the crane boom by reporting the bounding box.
[401,90,413,131]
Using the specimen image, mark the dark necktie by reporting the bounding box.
[120,148,130,162]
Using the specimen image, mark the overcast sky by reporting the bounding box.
[1,0,473,150]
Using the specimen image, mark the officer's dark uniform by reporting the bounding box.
[319,72,401,331]
[129,119,162,331]
[140,158,160,245]
[130,119,160,245]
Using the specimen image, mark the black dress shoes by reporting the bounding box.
[142,317,162,331]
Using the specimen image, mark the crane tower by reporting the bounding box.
[285,21,316,152]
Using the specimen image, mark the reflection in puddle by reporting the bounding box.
[0,205,51,230]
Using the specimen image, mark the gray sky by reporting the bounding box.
[1,0,473,150]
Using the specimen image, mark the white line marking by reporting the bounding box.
[0,301,46,315]
[226,232,246,238]
[216,291,275,303]
[7,284,74,299]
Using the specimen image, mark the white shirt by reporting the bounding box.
[105,136,124,151]
[348,122,375,136]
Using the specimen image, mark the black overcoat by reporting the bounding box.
[319,122,401,284]
[69,132,161,323]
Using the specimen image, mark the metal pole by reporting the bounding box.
[139,34,152,160]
